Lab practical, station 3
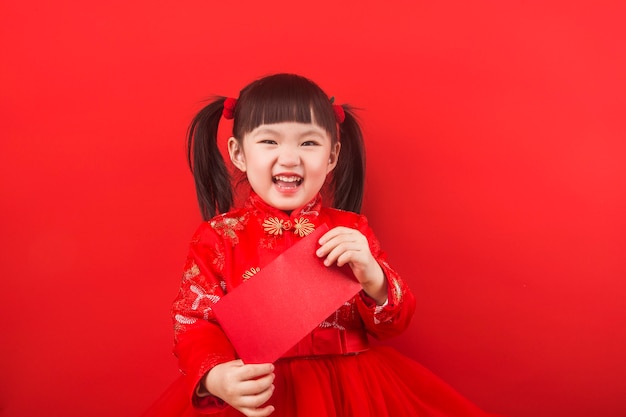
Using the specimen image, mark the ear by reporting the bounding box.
[227,137,247,172]
[326,141,341,174]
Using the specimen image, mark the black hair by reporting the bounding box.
[187,73,366,220]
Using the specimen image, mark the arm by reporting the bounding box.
[171,227,236,411]
[172,223,276,416]
[316,216,416,339]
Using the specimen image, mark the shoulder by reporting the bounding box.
[322,207,371,229]
[190,207,253,243]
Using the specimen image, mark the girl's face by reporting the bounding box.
[228,122,340,212]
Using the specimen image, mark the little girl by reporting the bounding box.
[143,73,503,417]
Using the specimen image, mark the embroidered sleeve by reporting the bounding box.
[352,216,416,339]
[171,223,236,412]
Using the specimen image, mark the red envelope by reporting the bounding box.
[212,223,362,364]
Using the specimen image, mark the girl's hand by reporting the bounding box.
[204,359,275,417]
[317,226,388,305]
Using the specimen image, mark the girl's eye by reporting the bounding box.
[259,139,277,145]
[301,140,319,146]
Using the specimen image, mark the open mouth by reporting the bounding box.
[273,175,303,189]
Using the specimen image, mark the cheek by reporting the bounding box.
[314,162,333,179]
[246,159,273,179]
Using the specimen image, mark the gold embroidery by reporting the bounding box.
[263,217,284,235]
[263,216,315,237]
[183,262,200,280]
[212,242,225,272]
[293,218,315,237]
[391,277,403,303]
[259,235,278,250]
[211,215,246,244]
[242,267,260,281]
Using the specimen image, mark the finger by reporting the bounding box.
[317,234,359,258]
[238,373,275,396]
[238,403,275,417]
[237,382,275,408]
[317,226,344,244]
[334,250,355,268]
[322,242,364,266]
[318,226,354,245]
[238,363,275,381]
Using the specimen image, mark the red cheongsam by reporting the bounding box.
[142,192,503,417]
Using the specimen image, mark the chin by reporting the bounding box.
[269,196,304,212]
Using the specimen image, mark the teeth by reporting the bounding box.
[274,175,301,182]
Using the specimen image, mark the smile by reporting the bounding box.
[273,175,303,189]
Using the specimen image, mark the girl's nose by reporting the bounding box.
[277,146,300,166]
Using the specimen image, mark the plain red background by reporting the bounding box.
[1,1,625,416]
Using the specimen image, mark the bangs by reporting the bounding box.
[233,74,338,140]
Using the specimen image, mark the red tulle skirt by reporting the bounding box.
[142,346,502,417]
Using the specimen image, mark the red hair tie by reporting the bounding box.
[333,104,345,124]
[329,96,345,124]
[223,97,237,119]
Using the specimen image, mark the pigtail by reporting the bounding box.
[331,105,365,213]
[187,97,233,220]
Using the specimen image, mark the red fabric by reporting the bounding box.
[142,192,502,417]
[222,97,237,119]
[281,327,369,359]
[332,104,345,123]
[212,224,363,364]
[144,346,504,417]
